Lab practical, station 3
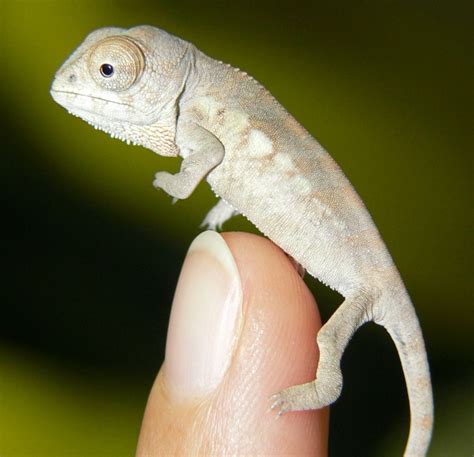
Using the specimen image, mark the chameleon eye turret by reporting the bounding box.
[88,36,145,91]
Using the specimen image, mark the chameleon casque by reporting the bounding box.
[50,25,433,456]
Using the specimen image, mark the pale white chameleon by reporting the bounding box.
[50,25,433,456]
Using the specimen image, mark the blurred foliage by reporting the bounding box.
[0,0,472,456]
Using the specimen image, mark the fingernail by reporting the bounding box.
[164,231,242,400]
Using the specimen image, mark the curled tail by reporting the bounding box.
[380,290,434,457]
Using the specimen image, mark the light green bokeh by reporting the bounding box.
[0,346,144,457]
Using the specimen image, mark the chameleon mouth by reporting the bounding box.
[50,89,131,107]
[50,88,139,144]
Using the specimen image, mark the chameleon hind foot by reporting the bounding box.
[270,367,342,414]
[272,293,371,414]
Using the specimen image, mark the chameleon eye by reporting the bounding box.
[99,63,114,78]
[89,36,145,91]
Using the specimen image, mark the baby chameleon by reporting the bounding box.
[50,25,433,456]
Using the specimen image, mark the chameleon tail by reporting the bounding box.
[381,291,434,457]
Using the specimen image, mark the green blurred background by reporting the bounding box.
[1,0,472,455]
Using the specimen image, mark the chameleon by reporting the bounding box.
[50,25,433,456]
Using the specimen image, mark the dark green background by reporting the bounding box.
[1,1,472,455]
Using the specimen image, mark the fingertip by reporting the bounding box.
[137,231,328,456]
[221,232,327,455]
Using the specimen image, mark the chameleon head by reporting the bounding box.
[50,26,191,151]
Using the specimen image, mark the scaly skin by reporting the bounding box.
[50,25,433,456]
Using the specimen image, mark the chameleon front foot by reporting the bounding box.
[200,199,239,230]
[286,254,306,278]
[153,171,193,200]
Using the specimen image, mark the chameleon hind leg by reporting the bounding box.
[271,292,372,412]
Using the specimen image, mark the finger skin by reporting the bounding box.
[136,232,328,456]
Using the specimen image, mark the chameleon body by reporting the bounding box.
[51,26,433,456]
